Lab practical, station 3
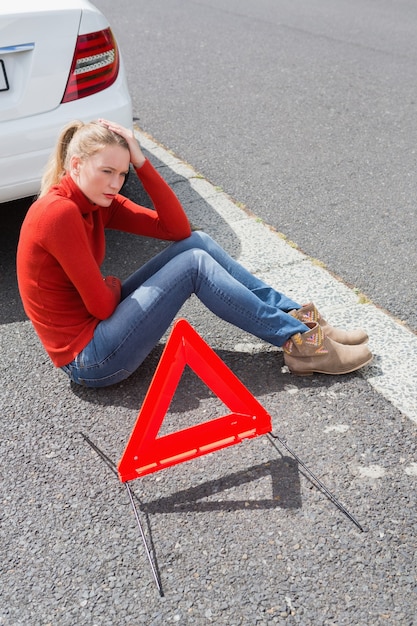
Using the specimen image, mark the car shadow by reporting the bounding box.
[0,196,32,324]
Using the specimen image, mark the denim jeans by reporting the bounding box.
[61,231,307,387]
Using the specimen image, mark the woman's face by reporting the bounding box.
[70,144,130,206]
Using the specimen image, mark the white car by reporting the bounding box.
[0,0,133,203]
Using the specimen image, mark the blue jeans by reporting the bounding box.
[61,231,307,387]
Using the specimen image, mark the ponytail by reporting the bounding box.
[39,120,129,197]
[39,121,84,197]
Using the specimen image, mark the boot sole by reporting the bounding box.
[287,354,373,377]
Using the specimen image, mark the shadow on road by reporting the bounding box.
[69,342,362,414]
[0,196,31,324]
[140,457,302,513]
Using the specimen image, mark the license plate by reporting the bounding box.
[0,59,9,91]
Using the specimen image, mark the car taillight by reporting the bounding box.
[62,28,119,103]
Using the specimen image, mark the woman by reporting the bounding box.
[16,120,372,387]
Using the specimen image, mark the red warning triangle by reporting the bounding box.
[118,319,272,482]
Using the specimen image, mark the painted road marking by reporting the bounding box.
[135,128,417,425]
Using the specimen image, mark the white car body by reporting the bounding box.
[0,0,133,202]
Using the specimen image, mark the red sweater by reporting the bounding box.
[16,159,191,367]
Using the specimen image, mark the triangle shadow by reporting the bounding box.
[138,456,301,514]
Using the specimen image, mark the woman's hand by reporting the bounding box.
[103,275,122,302]
[98,119,146,169]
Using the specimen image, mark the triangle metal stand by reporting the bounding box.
[82,428,364,596]
[267,432,364,532]
[79,318,363,596]
[80,433,164,596]
[125,481,163,596]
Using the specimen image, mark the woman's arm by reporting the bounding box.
[45,203,121,319]
[99,120,192,240]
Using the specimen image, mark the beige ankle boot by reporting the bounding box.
[283,322,372,376]
[290,302,368,345]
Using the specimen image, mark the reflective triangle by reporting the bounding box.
[118,319,272,482]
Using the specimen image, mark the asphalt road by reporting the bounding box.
[2,143,417,625]
[2,1,417,625]
[94,0,417,333]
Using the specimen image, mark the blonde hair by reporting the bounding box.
[39,120,129,197]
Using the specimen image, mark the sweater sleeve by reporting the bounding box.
[43,202,120,319]
[104,159,192,239]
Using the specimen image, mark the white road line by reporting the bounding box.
[136,128,417,425]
